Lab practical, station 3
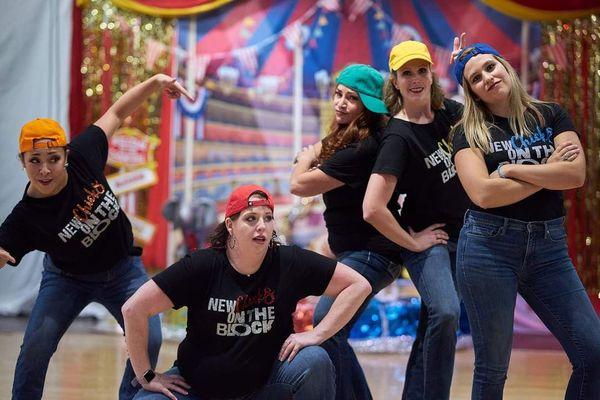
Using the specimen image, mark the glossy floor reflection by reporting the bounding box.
[0,330,570,399]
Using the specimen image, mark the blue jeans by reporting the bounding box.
[12,254,162,400]
[133,345,335,400]
[313,250,401,400]
[457,210,600,400]
[401,242,460,400]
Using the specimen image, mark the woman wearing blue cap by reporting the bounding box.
[452,42,600,399]
[290,63,403,400]
[362,40,470,400]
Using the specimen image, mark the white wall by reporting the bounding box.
[0,0,72,314]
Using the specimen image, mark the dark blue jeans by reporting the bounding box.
[457,210,600,400]
[313,250,401,400]
[12,254,162,400]
[400,242,460,400]
[133,345,335,400]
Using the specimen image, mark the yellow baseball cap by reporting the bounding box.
[19,118,67,153]
[388,40,433,72]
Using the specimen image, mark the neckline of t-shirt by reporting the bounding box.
[226,253,266,279]
[392,114,437,127]
[23,174,71,202]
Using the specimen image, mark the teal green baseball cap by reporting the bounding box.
[336,64,388,114]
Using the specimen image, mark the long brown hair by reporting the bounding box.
[383,69,445,117]
[318,90,387,163]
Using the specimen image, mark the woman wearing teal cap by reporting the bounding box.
[452,41,600,399]
[363,40,469,400]
[290,63,402,400]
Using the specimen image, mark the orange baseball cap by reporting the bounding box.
[19,118,67,153]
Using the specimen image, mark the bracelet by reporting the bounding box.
[497,164,507,179]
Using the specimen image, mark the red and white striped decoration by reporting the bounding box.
[283,21,303,49]
[391,23,412,45]
[319,0,340,12]
[194,54,211,81]
[234,47,258,74]
[348,0,373,22]
[545,39,567,68]
[145,39,166,70]
[432,45,452,78]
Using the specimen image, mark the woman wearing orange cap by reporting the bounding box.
[362,40,469,399]
[0,74,193,400]
[290,63,402,400]
[122,185,371,400]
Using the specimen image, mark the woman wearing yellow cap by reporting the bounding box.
[362,41,469,399]
[290,63,402,400]
[0,74,193,400]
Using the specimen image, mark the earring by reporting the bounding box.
[64,162,69,168]
[228,234,237,249]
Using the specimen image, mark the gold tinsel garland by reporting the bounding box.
[542,16,600,294]
[81,0,173,136]
[81,0,173,218]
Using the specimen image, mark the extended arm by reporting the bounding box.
[95,74,194,140]
[278,262,370,361]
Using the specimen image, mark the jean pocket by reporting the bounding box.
[547,227,567,242]
[466,223,502,238]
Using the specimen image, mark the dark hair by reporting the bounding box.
[319,87,387,163]
[207,191,281,249]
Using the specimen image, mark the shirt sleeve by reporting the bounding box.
[68,125,109,172]
[282,246,336,297]
[548,103,577,139]
[372,132,409,179]
[451,125,470,161]
[318,139,375,188]
[0,206,33,266]
[152,250,212,309]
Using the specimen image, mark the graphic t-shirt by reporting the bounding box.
[319,133,403,263]
[372,99,469,240]
[152,245,336,398]
[452,103,576,221]
[0,125,134,273]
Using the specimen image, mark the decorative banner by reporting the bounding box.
[111,0,235,17]
[106,167,158,196]
[482,0,600,21]
[128,213,157,245]
[108,127,160,170]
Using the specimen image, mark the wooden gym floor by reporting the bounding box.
[0,319,572,400]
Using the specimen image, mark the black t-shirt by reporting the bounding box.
[318,133,403,263]
[372,99,469,240]
[452,102,576,221]
[152,245,336,398]
[0,125,134,273]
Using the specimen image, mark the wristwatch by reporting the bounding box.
[130,369,156,388]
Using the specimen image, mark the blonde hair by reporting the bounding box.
[383,69,445,116]
[456,55,547,153]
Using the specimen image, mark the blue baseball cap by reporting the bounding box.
[453,43,502,85]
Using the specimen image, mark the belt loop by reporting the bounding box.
[501,217,509,235]
[544,221,550,239]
